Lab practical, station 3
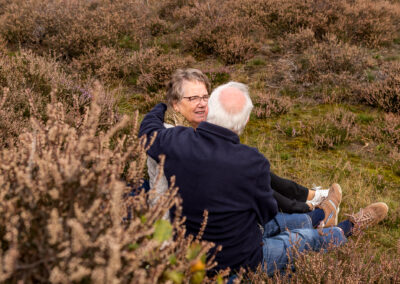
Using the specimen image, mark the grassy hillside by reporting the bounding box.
[0,0,400,282]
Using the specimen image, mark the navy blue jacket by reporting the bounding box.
[139,103,278,271]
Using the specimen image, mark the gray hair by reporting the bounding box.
[207,82,253,135]
[165,68,211,107]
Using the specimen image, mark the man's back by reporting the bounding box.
[139,104,278,271]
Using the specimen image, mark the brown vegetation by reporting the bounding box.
[0,49,92,146]
[254,91,293,119]
[361,62,400,114]
[1,0,400,112]
[0,88,225,283]
[0,0,144,58]
[248,240,400,283]
[1,0,400,282]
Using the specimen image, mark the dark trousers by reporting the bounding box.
[271,172,311,213]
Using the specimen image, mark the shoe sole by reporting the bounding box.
[324,183,342,227]
[332,183,342,226]
[370,202,389,225]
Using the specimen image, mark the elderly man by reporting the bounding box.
[139,81,388,274]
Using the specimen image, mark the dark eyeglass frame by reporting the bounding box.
[182,95,209,103]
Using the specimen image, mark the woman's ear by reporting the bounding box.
[172,101,180,112]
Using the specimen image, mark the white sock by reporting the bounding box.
[309,188,329,206]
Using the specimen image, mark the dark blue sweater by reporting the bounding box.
[139,103,278,271]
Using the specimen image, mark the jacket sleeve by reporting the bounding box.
[254,159,278,225]
[138,103,168,162]
[139,103,167,139]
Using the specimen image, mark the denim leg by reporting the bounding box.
[262,227,347,276]
[263,212,313,238]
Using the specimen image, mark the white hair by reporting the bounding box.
[207,82,253,135]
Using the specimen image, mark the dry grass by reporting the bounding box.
[247,240,400,283]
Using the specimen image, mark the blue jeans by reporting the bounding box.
[262,213,347,276]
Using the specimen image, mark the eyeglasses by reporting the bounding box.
[182,95,209,103]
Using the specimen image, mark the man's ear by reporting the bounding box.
[245,115,250,125]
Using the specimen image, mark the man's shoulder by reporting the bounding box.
[157,125,196,143]
[235,142,265,156]
[241,144,269,164]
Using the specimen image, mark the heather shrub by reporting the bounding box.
[175,0,260,64]
[253,92,293,119]
[70,47,131,83]
[70,47,194,92]
[0,0,147,59]
[0,50,74,99]
[235,0,335,40]
[0,88,23,147]
[361,62,400,114]
[247,240,400,283]
[299,35,371,85]
[366,112,400,150]
[132,49,195,92]
[311,108,358,150]
[0,35,6,52]
[0,88,223,283]
[256,58,298,91]
[168,0,400,66]
[255,36,373,103]
[335,0,400,47]
[1,0,399,65]
[314,83,354,104]
[0,50,99,146]
[279,28,316,53]
[215,0,400,47]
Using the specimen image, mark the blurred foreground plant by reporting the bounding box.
[0,83,223,283]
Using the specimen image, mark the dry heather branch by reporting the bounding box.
[0,85,219,283]
[254,91,293,119]
[366,112,400,150]
[0,87,8,109]
[310,108,358,150]
[0,49,103,147]
[362,62,400,114]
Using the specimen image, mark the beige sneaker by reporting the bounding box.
[317,183,342,228]
[348,202,389,235]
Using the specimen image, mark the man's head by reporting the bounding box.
[166,68,211,128]
[207,82,253,135]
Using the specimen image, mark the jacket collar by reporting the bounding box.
[197,122,240,144]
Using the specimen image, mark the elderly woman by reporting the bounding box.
[147,68,329,217]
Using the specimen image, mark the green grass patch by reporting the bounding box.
[384,55,400,61]
[118,35,140,50]
[247,58,267,66]
[356,113,374,124]
[242,102,400,254]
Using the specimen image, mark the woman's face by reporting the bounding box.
[173,80,209,128]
